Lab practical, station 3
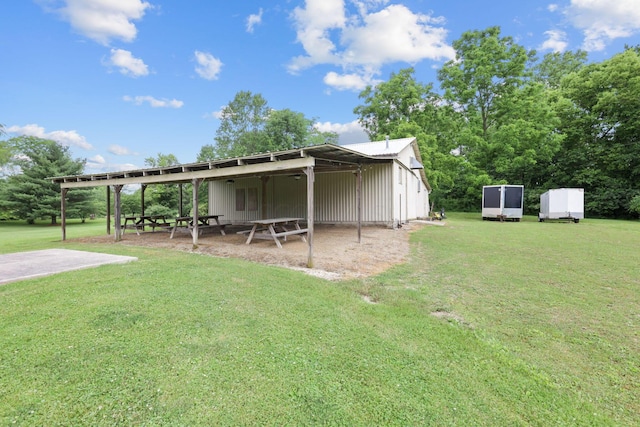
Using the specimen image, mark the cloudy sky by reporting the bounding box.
[2,0,639,173]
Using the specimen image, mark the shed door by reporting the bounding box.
[504,186,523,209]
[483,187,501,208]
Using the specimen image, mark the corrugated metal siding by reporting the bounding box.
[315,166,395,224]
[315,171,355,222]
[209,178,264,223]
[361,165,393,223]
[270,176,307,218]
[314,165,394,224]
[209,163,412,226]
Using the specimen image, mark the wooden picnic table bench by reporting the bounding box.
[244,217,307,248]
[170,215,226,239]
[122,215,171,235]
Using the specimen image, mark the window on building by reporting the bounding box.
[236,187,258,211]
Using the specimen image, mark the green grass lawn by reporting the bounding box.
[1,214,638,425]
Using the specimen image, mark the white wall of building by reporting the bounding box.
[208,159,429,227]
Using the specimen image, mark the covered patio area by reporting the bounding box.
[50,144,394,268]
[71,222,418,280]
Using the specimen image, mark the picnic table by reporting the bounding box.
[122,215,171,235]
[170,215,226,239]
[244,217,307,248]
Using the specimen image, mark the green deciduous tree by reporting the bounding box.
[629,195,640,217]
[0,136,91,224]
[263,109,312,151]
[144,153,179,168]
[211,91,270,158]
[533,50,588,89]
[354,68,440,140]
[553,48,640,217]
[485,81,563,187]
[437,27,562,211]
[264,109,337,151]
[143,153,182,216]
[199,91,337,162]
[438,26,535,139]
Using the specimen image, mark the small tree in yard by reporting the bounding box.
[629,195,640,218]
[0,136,90,224]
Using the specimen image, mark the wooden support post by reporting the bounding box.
[305,166,314,268]
[179,184,184,217]
[114,185,123,242]
[261,176,270,219]
[106,186,111,235]
[357,166,362,243]
[141,184,147,217]
[192,178,203,248]
[61,188,68,241]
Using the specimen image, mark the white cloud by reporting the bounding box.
[289,0,454,91]
[289,0,349,72]
[323,71,379,91]
[342,5,454,66]
[548,4,559,12]
[352,0,391,15]
[194,50,223,80]
[566,0,640,51]
[85,161,139,173]
[123,95,184,108]
[246,8,263,33]
[116,163,139,171]
[539,30,568,52]
[85,155,105,170]
[55,0,151,45]
[108,144,138,156]
[89,154,105,164]
[204,109,225,120]
[314,119,369,144]
[7,124,93,150]
[107,48,149,77]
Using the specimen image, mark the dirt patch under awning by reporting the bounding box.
[74,223,429,280]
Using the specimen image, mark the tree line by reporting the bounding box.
[354,27,640,218]
[2,26,639,221]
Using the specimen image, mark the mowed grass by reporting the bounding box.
[0,215,638,425]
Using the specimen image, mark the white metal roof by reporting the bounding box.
[49,137,430,191]
[342,137,416,157]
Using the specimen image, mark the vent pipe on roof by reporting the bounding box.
[385,135,389,149]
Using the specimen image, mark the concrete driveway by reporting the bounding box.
[0,249,137,285]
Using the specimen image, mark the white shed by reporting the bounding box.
[539,188,584,223]
[482,185,524,221]
[208,137,431,228]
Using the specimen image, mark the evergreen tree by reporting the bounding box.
[1,136,91,224]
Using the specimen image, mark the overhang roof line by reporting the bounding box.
[49,139,430,189]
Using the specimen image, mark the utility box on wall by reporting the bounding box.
[482,185,524,221]
[538,188,584,223]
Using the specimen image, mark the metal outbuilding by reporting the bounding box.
[50,137,431,268]
[208,137,430,228]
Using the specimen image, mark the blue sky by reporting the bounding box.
[2,0,639,174]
